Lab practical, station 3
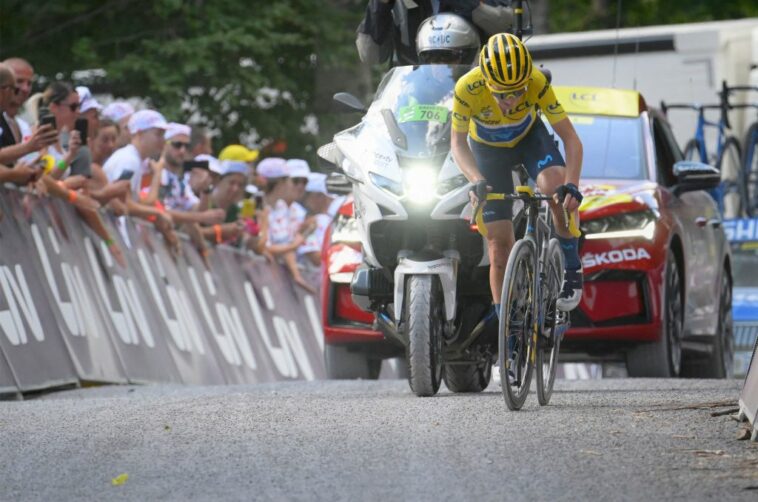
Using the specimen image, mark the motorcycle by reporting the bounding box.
[319,64,522,396]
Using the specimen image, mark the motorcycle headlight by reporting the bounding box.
[437,174,469,195]
[404,166,437,205]
[581,210,657,240]
[369,172,403,197]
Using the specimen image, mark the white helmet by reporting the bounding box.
[415,13,481,65]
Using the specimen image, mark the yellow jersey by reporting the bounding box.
[452,67,567,148]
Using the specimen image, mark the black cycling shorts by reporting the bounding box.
[469,119,565,223]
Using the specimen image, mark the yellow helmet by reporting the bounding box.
[479,33,532,91]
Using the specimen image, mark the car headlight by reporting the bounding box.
[437,174,469,195]
[404,166,437,205]
[369,172,403,197]
[581,210,656,240]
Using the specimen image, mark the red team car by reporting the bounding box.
[321,86,733,379]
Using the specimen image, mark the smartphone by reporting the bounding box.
[183,160,209,172]
[74,117,88,146]
[39,113,56,131]
[116,170,135,181]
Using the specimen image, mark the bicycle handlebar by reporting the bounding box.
[470,192,581,238]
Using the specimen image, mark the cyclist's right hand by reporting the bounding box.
[469,179,491,207]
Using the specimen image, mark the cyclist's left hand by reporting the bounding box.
[554,183,583,212]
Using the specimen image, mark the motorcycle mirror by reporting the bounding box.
[333,92,367,114]
[325,173,353,195]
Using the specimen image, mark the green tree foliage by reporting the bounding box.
[0,0,365,158]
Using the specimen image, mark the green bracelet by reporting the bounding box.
[103,237,115,246]
[56,159,67,171]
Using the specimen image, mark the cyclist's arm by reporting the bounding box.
[451,130,484,183]
[551,117,583,186]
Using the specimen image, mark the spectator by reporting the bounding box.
[200,160,249,245]
[258,157,314,291]
[148,122,224,226]
[86,118,130,210]
[189,126,212,158]
[102,109,178,250]
[297,172,335,288]
[91,118,119,168]
[286,158,311,233]
[0,62,56,166]
[39,81,88,179]
[219,143,260,188]
[102,101,134,148]
[76,86,101,145]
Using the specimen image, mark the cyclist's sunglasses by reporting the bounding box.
[492,86,527,101]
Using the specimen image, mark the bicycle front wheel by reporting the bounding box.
[499,239,536,411]
[536,238,564,406]
[743,123,758,216]
[718,136,744,218]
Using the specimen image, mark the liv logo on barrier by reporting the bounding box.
[138,250,206,355]
[85,236,155,347]
[32,224,100,339]
[188,267,257,369]
[245,282,314,380]
[0,264,44,345]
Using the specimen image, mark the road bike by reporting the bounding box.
[661,85,746,218]
[720,82,758,216]
[472,166,577,410]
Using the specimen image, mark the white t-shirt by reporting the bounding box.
[103,144,144,197]
[298,213,331,255]
[160,169,199,211]
[267,199,296,246]
[290,202,307,235]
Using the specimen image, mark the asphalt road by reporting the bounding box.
[0,378,756,501]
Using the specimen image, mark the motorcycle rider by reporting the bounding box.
[415,12,480,65]
[451,33,584,315]
[357,0,512,66]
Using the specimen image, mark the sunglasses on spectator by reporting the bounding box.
[491,86,527,101]
[169,141,190,150]
[61,102,80,112]
[291,177,308,185]
[0,85,20,95]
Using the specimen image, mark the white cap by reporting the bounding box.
[76,86,102,114]
[306,172,330,195]
[128,110,169,134]
[257,157,288,179]
[286,159,310,178]
[245,184,260,195]
[165,122,191,141]
[102,101,134,122]
[195,154,222,175]
[221,159,249,177]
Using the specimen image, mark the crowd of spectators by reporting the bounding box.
[0,57,339,293]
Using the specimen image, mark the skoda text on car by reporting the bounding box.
[724,218,758,377]
[548,86,733,377]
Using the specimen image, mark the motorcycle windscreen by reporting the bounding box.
[368,65,472,168]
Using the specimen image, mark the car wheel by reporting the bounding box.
[682,270,734,378]
[626,251,682,377]
[325,345,381,379]
[443,362,491,393]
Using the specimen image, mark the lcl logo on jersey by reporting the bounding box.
[467,80,485,95]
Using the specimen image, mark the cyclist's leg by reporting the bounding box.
[468,138,518,309]
[522,121,583,311]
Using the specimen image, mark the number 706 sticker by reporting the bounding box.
[397,104,449,124]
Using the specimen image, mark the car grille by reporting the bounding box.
[734,322,758,351]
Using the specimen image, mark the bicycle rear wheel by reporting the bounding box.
[499,239,536,411]
[536,239,564,406]
[742,123,758,216]
[718,136,744,218]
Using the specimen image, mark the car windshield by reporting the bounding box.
[731,243,758,288]
[366,64,472,166]
[545,115,646,180]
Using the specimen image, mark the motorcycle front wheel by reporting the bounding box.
[405,275,444,397]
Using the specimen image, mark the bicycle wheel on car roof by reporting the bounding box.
[499,239,536,411]
[742,123,758,216]
[718,136,745,218]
